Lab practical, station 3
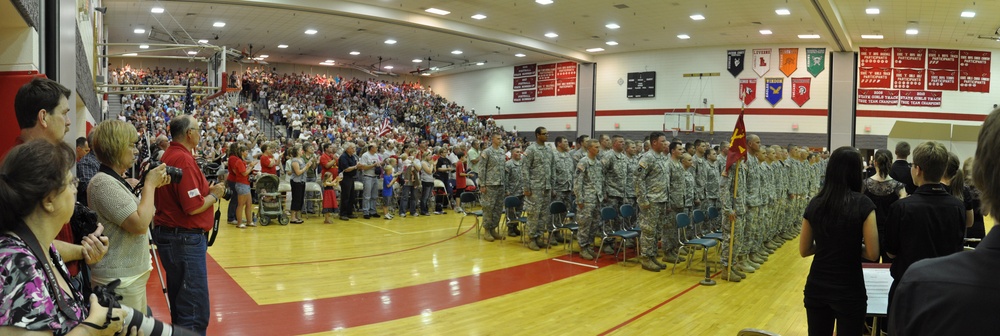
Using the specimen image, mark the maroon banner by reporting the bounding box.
[514,64,536,77]
[959,50,991,93]
[859,68,892,88]
[791,77,811,107]
[893,68,925,90]
[927,69,958,91]
[537,80,556,97]
[513,89,536,103]
[927,49,960,70]
[893,48,926,69]
[899,90,942,107]
[537,63,556,81]
[556,80,576,96]
[857,89,900,105]
[556,62,577,79]
[513,76,536,90]
[860,47,892,68]
[739,78,756,105]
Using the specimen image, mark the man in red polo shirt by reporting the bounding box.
[153,114,226,334]
[6,77,108,275]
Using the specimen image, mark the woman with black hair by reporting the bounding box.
[862,149,907,263]
[800,146,880,336]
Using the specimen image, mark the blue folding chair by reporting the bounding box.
[502,196,528,245]
[546,201,578,255]
[596,207,639,266]
[456,192,484,237]
[703,207,725,242]
[673,212,719,285]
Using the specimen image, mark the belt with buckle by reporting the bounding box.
[155,226,205,234]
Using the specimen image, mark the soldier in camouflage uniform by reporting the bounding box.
[744,135,766,269]
[574,139,604,260]
[570,135,589,164]
[598,134,613,162]
[478,133,507,242]
[681,153,697,242]
[624,140,639,207]
[692,140,711,236]
[552,136,575,217]
[602,135,629,213]
[664,142,687,264]
[635,132,670,271]
[719,144,749,282]
[759,149,777,256]
[522,127,555,250]
[704,148,722,232]
[504,147,524,237]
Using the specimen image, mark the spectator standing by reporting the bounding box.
[862,149,907,262]
[889,142,917,195]
[338,143,360,220]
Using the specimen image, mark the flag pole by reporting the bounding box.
[727,102,744,276]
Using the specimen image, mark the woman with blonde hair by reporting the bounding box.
[88,119,171,312]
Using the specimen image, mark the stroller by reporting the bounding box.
[255,174,289,225]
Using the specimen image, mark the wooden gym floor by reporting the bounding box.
[144,201,994,335]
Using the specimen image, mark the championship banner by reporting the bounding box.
[892,68,925,90]
[537,63,557,81]
[899,90,942,107]
[791,77,811,107]
[806,48,826,77]
[859,47,892,68]
[727,49,746,77]
[779,48,798,77]
[764,77,783,106]
[893,48,927,69]
[537,80,556,97]
[959,50,991,93]
[927,49,960,70]
[514,64,537,78]
[927,69,958,91]
[857,89,900,105]
[513,76,536,90]
[859,68,892,88]
[513,89,536,103]
[752,48,772,77]
[739,78,756,106]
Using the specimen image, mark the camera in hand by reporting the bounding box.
[91,279,198,336]
[70,203,100,244]
[153,163,183,184]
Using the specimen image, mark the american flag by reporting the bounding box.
[378,116,392,137]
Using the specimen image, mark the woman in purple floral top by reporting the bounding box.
[0,140,124,336]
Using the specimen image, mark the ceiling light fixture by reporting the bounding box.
[690,14,705,20]
[259,55,268,58]
[606,41,618,46]
[425,8,450,15]
[134,28,145,34]
[451,50,463,55]
[325,60,335,63]
[861,34,884,39]
[187,51,198,55]
[139,44,149,49]
[866,8,880,14]
[476,62,485,65]
[797,34,821,39]
[198,39,209,43]
[905,29,919,35]
[413,59,423,63]
[471,14,487,20]
[961,11,975,18]
[384,39,397,44]
[760,29,772,35]
[586,48,605,52]
[775,9,791,15]
[422,73,430,76]
[606,23,620,29]
[544,32,558,38]
[350,51,361,55]
[514,53,526,57]
[305,29,317,35]
[277,44,288,48]
[213,22,225,27]
[677,34,690,39]
[384,65,394,70]
[320,62,333,66]
[536,0,554,4]
[123,53,138,56]
[151,7,164,13]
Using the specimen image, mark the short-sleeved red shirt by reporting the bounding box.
[455,161,467,190]
[227,155,249,185]
[154,142,213,231]
[260,155,277,175]
[320,153,338,178]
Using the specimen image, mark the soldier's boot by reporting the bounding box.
[764,240,780,250]
[483,231,495,242]
[662,253,685,264]
[640,256,662,272]
[731,265,747,279]
[527,238,541,251]
[650,256,668,269]
[678,248,690,256]
[736,258,756,274]
[720,268,742,282]
[745,255,762,270]
[601,242,616,256]
[753,252,769,263]
[507,225,522,237]
[579,246,596,260]
[490,228,505,241]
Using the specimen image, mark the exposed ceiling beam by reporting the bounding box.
[810,0,854,52]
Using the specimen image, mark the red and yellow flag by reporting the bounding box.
[725,110,748,174]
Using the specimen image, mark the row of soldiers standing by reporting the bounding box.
[476,128,825,282]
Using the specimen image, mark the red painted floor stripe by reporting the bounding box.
[225,224,479,269]
[597,270,723,335]
[147,244,607,335]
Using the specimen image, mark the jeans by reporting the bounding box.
[400,185,416,215]
[420,181,434,215]
[153,230,210,335]
[362,176,379,215]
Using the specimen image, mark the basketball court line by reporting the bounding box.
[357,220,457,235]
[552,258,600,269]
[597,270,724,335]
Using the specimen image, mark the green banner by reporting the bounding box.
[806,48,826,77]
